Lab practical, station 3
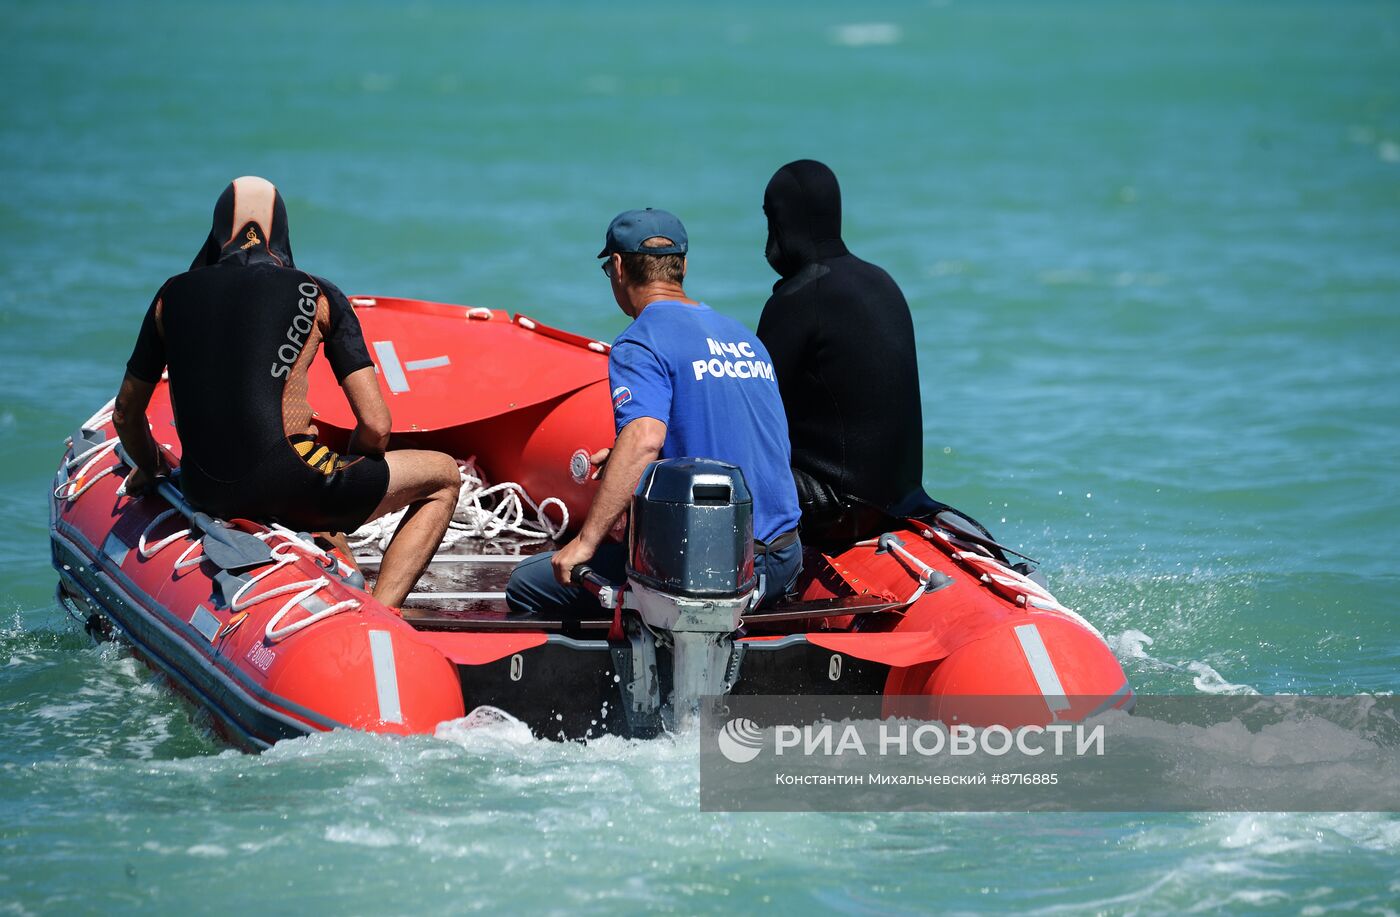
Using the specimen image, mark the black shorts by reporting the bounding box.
[180,436,391,534]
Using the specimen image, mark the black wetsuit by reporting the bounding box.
[756,160,932,543]
[125,180,389,533]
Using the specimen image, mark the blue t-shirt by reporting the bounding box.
[609,300,800,543]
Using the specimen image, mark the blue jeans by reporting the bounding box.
[505,539,803,618]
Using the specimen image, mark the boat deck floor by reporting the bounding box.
[356,535,551,622]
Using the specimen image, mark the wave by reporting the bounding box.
[829,23,901,47]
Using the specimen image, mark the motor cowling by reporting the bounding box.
[627,458,756,600]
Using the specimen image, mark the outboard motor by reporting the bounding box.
[621,458,757,731]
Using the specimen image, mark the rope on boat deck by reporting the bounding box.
[347,457,569,553]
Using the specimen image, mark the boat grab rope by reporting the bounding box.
[137,508,189,559]
[135,510,362,643]
[54,405,121,502]
[135,510,218,573]
[347,457,569,553]
[54,399,178,505]
[63,398,359,644]
[230,541,361,642]
[854,526,1107,640]
[916,524,1107,640]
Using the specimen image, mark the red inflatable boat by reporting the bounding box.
[50,297,1132,748]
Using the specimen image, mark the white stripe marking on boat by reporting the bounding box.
[1013,623,1071,713]
[405,592,508,601]
[368,630,404,724]
[373,341,411,393]
[404,355,450,371]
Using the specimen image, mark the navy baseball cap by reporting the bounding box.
[597,208,688,258]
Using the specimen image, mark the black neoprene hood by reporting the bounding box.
[763,159,849,279]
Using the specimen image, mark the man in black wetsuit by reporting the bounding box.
[112,176,460,608]
[757,159,932,544]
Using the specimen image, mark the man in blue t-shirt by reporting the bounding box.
[506,208,802,617]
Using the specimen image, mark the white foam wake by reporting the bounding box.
[1109,628,1259,695]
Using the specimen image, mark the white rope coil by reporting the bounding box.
[347,458,568,553]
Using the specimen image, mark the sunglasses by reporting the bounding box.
[600,258,616,279]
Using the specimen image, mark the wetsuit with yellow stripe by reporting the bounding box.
[125,177,390,533]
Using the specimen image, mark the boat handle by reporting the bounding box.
[571,564,623,611]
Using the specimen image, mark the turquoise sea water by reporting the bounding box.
[3,1,1398,912]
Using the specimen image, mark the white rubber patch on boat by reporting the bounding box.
[404,355,450,371]
[372,341,411,393]
[368,629,404,724]
[100,532,130,566]
[1013,623,1070,713]
[189,605,221,643]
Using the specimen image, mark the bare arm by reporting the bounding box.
[339,366,392,456]
[112,372,163,493]
[551,417,667,584]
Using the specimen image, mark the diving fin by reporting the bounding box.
[191,513,274,573]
